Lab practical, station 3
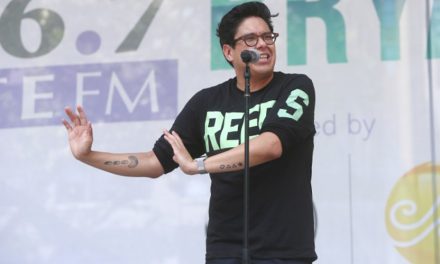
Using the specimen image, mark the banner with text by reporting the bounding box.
[0,0,439,263]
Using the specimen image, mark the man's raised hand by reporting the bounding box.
[62,106,93,160]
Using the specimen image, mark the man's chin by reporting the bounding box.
[251,64,275,75]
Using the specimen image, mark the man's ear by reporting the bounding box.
[222,44,233,63]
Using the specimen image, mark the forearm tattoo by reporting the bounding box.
[219,162,243,170]
[104,155,139,168]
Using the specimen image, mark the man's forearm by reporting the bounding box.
[78,151,164,178]
[203,132,282,174]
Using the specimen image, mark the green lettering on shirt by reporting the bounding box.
[220,112,244,148]
[204,100,276,152]
[240,102,264,143]
[257,100,276,128]
[204,111,224,152]
[278,89,309,121]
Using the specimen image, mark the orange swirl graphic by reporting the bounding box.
[385,163,440,264]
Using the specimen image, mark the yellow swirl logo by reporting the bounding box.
[385,163,440,264]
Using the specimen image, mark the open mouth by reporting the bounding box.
[259,53,270,62]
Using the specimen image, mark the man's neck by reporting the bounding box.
[236,72,274,92]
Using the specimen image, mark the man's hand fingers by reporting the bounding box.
[64,106,80,126]
[164,130,178,149]
[77,105,89,126]
[62,119,72,131]
[164,130,189,156]
[171,131,185,149]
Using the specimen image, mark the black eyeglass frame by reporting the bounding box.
[232,32,279,47]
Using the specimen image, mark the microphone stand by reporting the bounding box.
[242,63,251,264]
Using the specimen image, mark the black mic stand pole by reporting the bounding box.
[242,63,251,264]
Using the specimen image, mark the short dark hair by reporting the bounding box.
[216,2,276,48]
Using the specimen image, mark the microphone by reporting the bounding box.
[240,49,260,64]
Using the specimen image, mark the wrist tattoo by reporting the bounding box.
[104,155,139,168]
[219,162,243,170]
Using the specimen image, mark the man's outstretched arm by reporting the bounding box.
[62,106,164,178]
[164,130,282,175]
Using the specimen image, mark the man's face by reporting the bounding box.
[223,16,277,78]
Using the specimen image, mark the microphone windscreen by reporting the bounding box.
[240,49,260,63]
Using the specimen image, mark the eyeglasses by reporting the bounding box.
[233,32,279,47]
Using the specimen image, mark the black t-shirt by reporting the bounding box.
[153,72,317,261]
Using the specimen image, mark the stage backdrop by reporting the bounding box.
[1,0,439,263]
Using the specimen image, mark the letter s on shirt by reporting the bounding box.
[277,89,310,121]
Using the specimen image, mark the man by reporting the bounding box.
[63,2,317,263]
